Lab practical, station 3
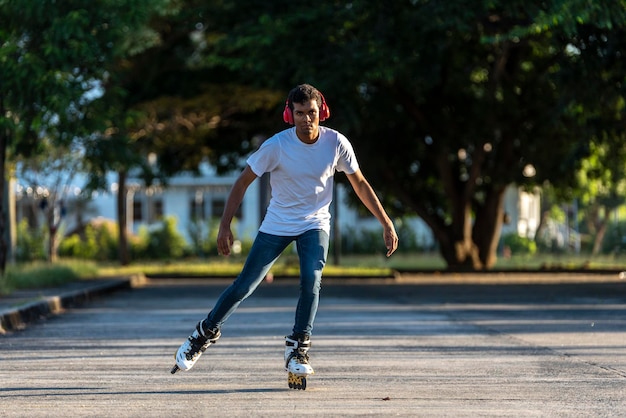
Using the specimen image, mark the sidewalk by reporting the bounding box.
[0,274,146,334]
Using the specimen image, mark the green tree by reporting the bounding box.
[16,138,85,262]
[551,20,626,255]
[80,1,284,265]
[575,138,626,255]
[0,0,170,273]
[77,0,178,265]
[193,0,626,270]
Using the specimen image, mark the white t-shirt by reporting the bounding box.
[246,126,359,235]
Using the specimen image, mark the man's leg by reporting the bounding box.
[284,229,328,386]
[206,231,293,329]
[292,229,329,337]
[173,232,292,373]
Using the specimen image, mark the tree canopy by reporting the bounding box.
[189,0,626,269]
[0,0,173,271]
[3,1,626,270]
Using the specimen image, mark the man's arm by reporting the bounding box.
[345,169,398,257]
[217,165,258,256]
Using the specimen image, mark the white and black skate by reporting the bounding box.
[285,336,314,390]
[171,320,220,374]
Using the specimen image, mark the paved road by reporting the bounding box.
[1,275,625,417]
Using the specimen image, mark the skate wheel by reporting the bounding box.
[170,365,180,374]
[288,372,307,390]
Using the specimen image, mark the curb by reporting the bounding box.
[0,274,147,334]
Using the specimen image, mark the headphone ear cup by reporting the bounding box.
[283,101,294,124]
[283,94,330,123]
[319,94,330,121]
[319,102,330,121]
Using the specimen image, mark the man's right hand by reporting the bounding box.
[217,225,234,256]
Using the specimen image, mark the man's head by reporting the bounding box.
[283,84,330,125]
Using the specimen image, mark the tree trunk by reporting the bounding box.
[435,186,507,271]
[117,170,130,266]
[591,209,609,255]
[439,236,481,271]
[44,195,68,263]
[436,200,482,271]
[47,226,58,263]
[0,100,7,275]
[472,185,507,269]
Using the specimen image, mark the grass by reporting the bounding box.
[96,256,395,278]
[0,260,99,295]
[1,252,625,296]
[492,253,626,271]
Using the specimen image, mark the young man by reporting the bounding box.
[171,84,398,389]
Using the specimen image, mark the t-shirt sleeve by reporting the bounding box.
[336,134,360,174]
[246,137,280,177]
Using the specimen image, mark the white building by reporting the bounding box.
[501,186,542,239]
[92,166,258,241]
[91,164,436,249]
[14,164,542,254]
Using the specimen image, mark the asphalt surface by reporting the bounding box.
[1,273,625,417]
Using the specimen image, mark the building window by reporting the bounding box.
[133,200,143,222]
[211,198,242,219]
[150,199,163,223]
[190,198,206,220]
[133,197,163,224]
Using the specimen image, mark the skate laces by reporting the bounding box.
[287,345,310,366]
[293,349,310,364]
[184,323,220,361]
[184,333,209,361]
[285,336,311,368]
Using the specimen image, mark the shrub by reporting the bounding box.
[58,219,119,261]
[187,217,221,257]
[15,219,47,262]
[142,216,189,260]
[340,221,422,255]
[340,226,381,254]
[186,217,253,257]
[502,233,537,255]
[601,220,626,254]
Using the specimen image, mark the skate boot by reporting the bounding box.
[170,319,220,374]
[284,335,314,390]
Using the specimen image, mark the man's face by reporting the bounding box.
[292,99,320,142]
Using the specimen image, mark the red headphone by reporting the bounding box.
[282,92,330,125]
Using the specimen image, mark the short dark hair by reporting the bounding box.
[287,84,323,110]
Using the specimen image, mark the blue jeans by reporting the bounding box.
[205,229,329,337]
